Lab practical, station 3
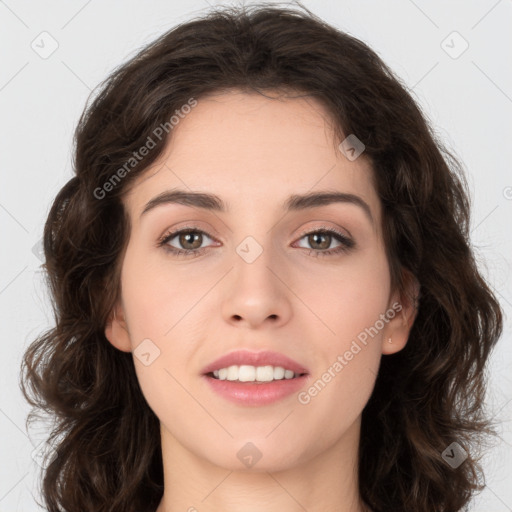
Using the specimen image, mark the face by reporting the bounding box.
[106,90,416,472]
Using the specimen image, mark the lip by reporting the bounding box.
[200,349,310,407]
[201,349,310,376]
[202,373,310,406]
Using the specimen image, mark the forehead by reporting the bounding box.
[124,91,380,225]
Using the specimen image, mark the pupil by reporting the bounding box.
[181,231,201,249]
[311,233,329,250]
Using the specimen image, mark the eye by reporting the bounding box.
[157,227,218,258]
[294,227,355,257]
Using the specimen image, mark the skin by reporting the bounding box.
[105,90,418,512]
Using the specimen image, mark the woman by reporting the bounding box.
[20,3,503,511]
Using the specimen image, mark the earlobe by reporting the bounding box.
[381,271,420,355]
[104,304,132,353]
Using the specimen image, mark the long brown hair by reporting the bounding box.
[20,3,503,511]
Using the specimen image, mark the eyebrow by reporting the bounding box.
[140,189,374,225]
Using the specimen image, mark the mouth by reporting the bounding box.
[201,348,310,378]
[200,349,310,405]
[205,365,308,383]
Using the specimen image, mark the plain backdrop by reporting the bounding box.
[1,1,511,510]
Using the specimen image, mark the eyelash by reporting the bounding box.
[157,224,355,259]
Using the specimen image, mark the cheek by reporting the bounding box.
[120,242,197,341]
[292,249,389,424]
[118,248,199,410]
[294,244,391,345]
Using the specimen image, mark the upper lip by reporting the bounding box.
[201,349,310,375]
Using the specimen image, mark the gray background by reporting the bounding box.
[1,0,511,510]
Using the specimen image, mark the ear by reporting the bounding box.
[381,269,420,355]
[104,302,132,353]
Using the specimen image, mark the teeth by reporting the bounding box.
[211,365,299,382]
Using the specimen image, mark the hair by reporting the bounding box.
[20,3,503,511]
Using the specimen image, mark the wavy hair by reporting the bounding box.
[20,3,503,511]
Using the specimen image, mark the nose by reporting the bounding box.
[221,240,292,329]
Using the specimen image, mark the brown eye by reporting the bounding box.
[307,232,332,250]
[176,230,204,250]
[294,228,355,257]
[158,228,217,258]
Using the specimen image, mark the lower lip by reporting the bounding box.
[202,374,309,406]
